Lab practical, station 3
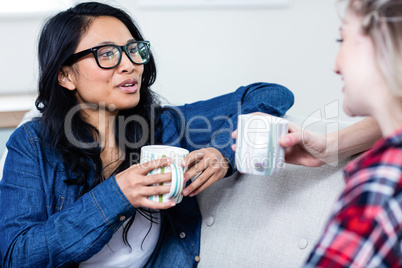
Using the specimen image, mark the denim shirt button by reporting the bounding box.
[119,215,126,221]
[179,232,186,239]
[195,256,200,263]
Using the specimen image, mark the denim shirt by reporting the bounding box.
[0,83,293,267]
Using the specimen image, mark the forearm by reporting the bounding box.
[327,117,381,161]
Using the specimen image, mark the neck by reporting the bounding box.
[80,105,124,177]
[371,93,402,137]
[80,104,118,148]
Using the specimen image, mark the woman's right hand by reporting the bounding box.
[279,117,381,167]
[278,122,332,167]
[115,158,176,210]
[231,114,333,167]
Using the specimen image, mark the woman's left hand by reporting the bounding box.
[181,148,229,197]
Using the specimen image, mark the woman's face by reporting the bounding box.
[334,10,387,117]
[61,16,144,113]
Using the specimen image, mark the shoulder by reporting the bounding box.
[8,119,42,146]
[3,120,44,169]
[343,145,402,206]
[336,147,402,228]
[6,119,56,157]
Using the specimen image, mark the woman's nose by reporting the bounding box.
[333,50,342,76]
[333,57,341,75]
[118,52,135,73]
[333,66,341,75]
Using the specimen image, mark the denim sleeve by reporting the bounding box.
[158,82,294,175]
[0,125,136,267]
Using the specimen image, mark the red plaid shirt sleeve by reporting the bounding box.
[303,129,402,268]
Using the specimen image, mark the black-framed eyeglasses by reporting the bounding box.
[63,41,151,69]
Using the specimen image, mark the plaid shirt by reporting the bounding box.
[304,128,402,268]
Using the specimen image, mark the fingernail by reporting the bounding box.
[182,189,189,196]
[170,202,176,207]
[181,160,187,166]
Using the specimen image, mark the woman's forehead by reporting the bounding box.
[76,16,134,50]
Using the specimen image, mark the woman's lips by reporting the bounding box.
[117,79,138,93]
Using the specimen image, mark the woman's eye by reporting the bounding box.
[100,51,115,59]
[129,47,139,55]
[98,47,118,60]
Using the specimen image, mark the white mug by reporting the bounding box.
[235,114,288,175]
[140,145,189,203]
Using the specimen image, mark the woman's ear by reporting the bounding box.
[58,67,76,90]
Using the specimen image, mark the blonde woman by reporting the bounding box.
[303,0,402,266]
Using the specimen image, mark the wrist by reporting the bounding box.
[317,134,338,165]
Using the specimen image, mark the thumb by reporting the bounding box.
[279,132,302,147]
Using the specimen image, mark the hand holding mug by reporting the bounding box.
[140,145,189,204]
[115,157,177,210]
[181,148,229,197]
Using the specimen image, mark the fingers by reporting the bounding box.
[232,129,238,139]
[116,159,180,209]
[136,157,173,174]
[182,148,229,196]
[140,173,179,210]
[145,172,172,185]
[142,183,171,197]
[231,129,238,152]
[182,150,205,168]
[141,199,177,210]
[183,167,216,197]
[183,156,212,183]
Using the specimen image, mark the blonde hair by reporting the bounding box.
[346,0,402,96]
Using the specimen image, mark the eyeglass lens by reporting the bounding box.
[97,42,149,68]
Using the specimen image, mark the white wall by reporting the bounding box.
[0,0,361,122]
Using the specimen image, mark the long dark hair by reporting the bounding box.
[36,1,162,247]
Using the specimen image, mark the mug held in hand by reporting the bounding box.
[140,145,189,203]
[235,114,288,175]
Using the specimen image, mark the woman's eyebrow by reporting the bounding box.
[96,41,115,46]
[95,39,137,46]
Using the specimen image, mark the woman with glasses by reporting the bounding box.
[0,2,293,267]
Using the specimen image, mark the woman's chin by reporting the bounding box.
[343,103,358,117]
[343,105,368,118]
